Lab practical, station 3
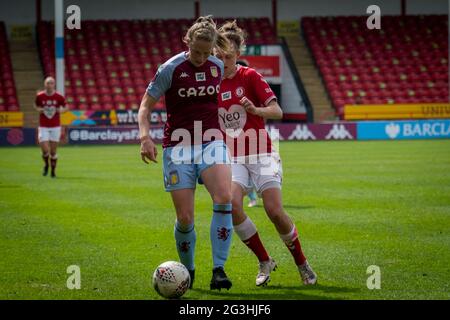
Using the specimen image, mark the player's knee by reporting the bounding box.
[212,191,232,204]
[264,203,285,224]
[231,201,244,219]
[231,203,242,216]
[176,212,194,226]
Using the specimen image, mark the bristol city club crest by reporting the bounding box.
[210,66,218,78]
[235,86,245,97]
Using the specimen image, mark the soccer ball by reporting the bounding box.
[152,261,191,299]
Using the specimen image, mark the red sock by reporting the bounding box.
[243,232,270,262]
[281,227,307,266]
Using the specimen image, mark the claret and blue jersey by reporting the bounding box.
[146,52,225,148]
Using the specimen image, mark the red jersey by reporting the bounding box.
[35,91,66,128]
[218,65,277,157]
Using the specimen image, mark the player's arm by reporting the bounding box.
[138,93,159,164]
[59,104,70,113]
[240,97,283,120]
[33,102,44,113]
[139,62,172,164]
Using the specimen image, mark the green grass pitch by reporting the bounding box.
[0,140,449,300]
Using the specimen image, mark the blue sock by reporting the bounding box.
[210,203,233,269]
[174,221,196,271]
[248,190,257,201]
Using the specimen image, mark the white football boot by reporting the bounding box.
[298,261,317,285]
[256,258,277,286]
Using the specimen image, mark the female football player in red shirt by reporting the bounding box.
[139,16,234,291]
[34,76,68,178]
[216,21,317,286]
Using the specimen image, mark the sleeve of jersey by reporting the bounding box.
[250,69,277,107]
[218,60,225,80]
[146,64,174,100]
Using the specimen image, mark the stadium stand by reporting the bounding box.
[0,21,19,111]
[302,15,449,118]
[37,18,277,111]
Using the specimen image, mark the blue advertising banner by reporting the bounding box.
[68,126,164,145]
[0,128,36,146]
[357,120,450,140]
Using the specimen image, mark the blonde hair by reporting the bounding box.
[44,76,55,84]
[219,20,246,52]
[184,15,230,52]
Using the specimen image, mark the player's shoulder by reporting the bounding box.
[36,90,46,97]
[239,66,260,78]
[158,52,187,74]
[207,55,224,68]
[54,91,65,99]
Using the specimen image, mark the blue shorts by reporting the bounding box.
[162,140,231,192]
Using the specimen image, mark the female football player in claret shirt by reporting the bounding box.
[138,16,234,291]
[215,21,317,287]
[34,76,69,178]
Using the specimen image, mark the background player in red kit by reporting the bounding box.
[34,76,68,178]
[139,16,235,291]
[216,21,317,286]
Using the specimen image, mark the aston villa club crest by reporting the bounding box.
[179,241,191,253]
[217,227,231,241]
[210,66,218,78]
[169,170,179,185]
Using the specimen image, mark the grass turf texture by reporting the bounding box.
[0,140,449,300]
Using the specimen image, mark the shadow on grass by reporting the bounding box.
[0,184,22,189]
[264,283,360,294]
[282,205,314,210]
[53,176,92,181]
[248,205,314,211]
[187,283,356,300]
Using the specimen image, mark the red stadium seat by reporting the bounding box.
[37,17,277,110]
[0,22,19,110]
[303,15,449,117]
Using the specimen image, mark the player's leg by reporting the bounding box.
[40,141,50,176]
[49,141,58,178]
[38,127,50,176]
[48,127,61,178]
[261,187,317,285]
[163,146,198,289]
[253,153,317,285]
[231,165,275,286]
[170,188,196,289]
[200,162,233,290]
[247,188,258,207]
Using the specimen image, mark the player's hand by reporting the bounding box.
[240,97,260,116]
[140,136,158,164]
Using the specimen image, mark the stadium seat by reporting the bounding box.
[37,18,277,110]
[302,15,449,117]
[0,21,20,111]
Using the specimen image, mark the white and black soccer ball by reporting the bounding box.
[152,261,190,299]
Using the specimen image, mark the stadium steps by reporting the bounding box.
[284,35,337,122]
[10,39,43,127]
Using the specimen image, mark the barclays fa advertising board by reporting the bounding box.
[357,120,450,140]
